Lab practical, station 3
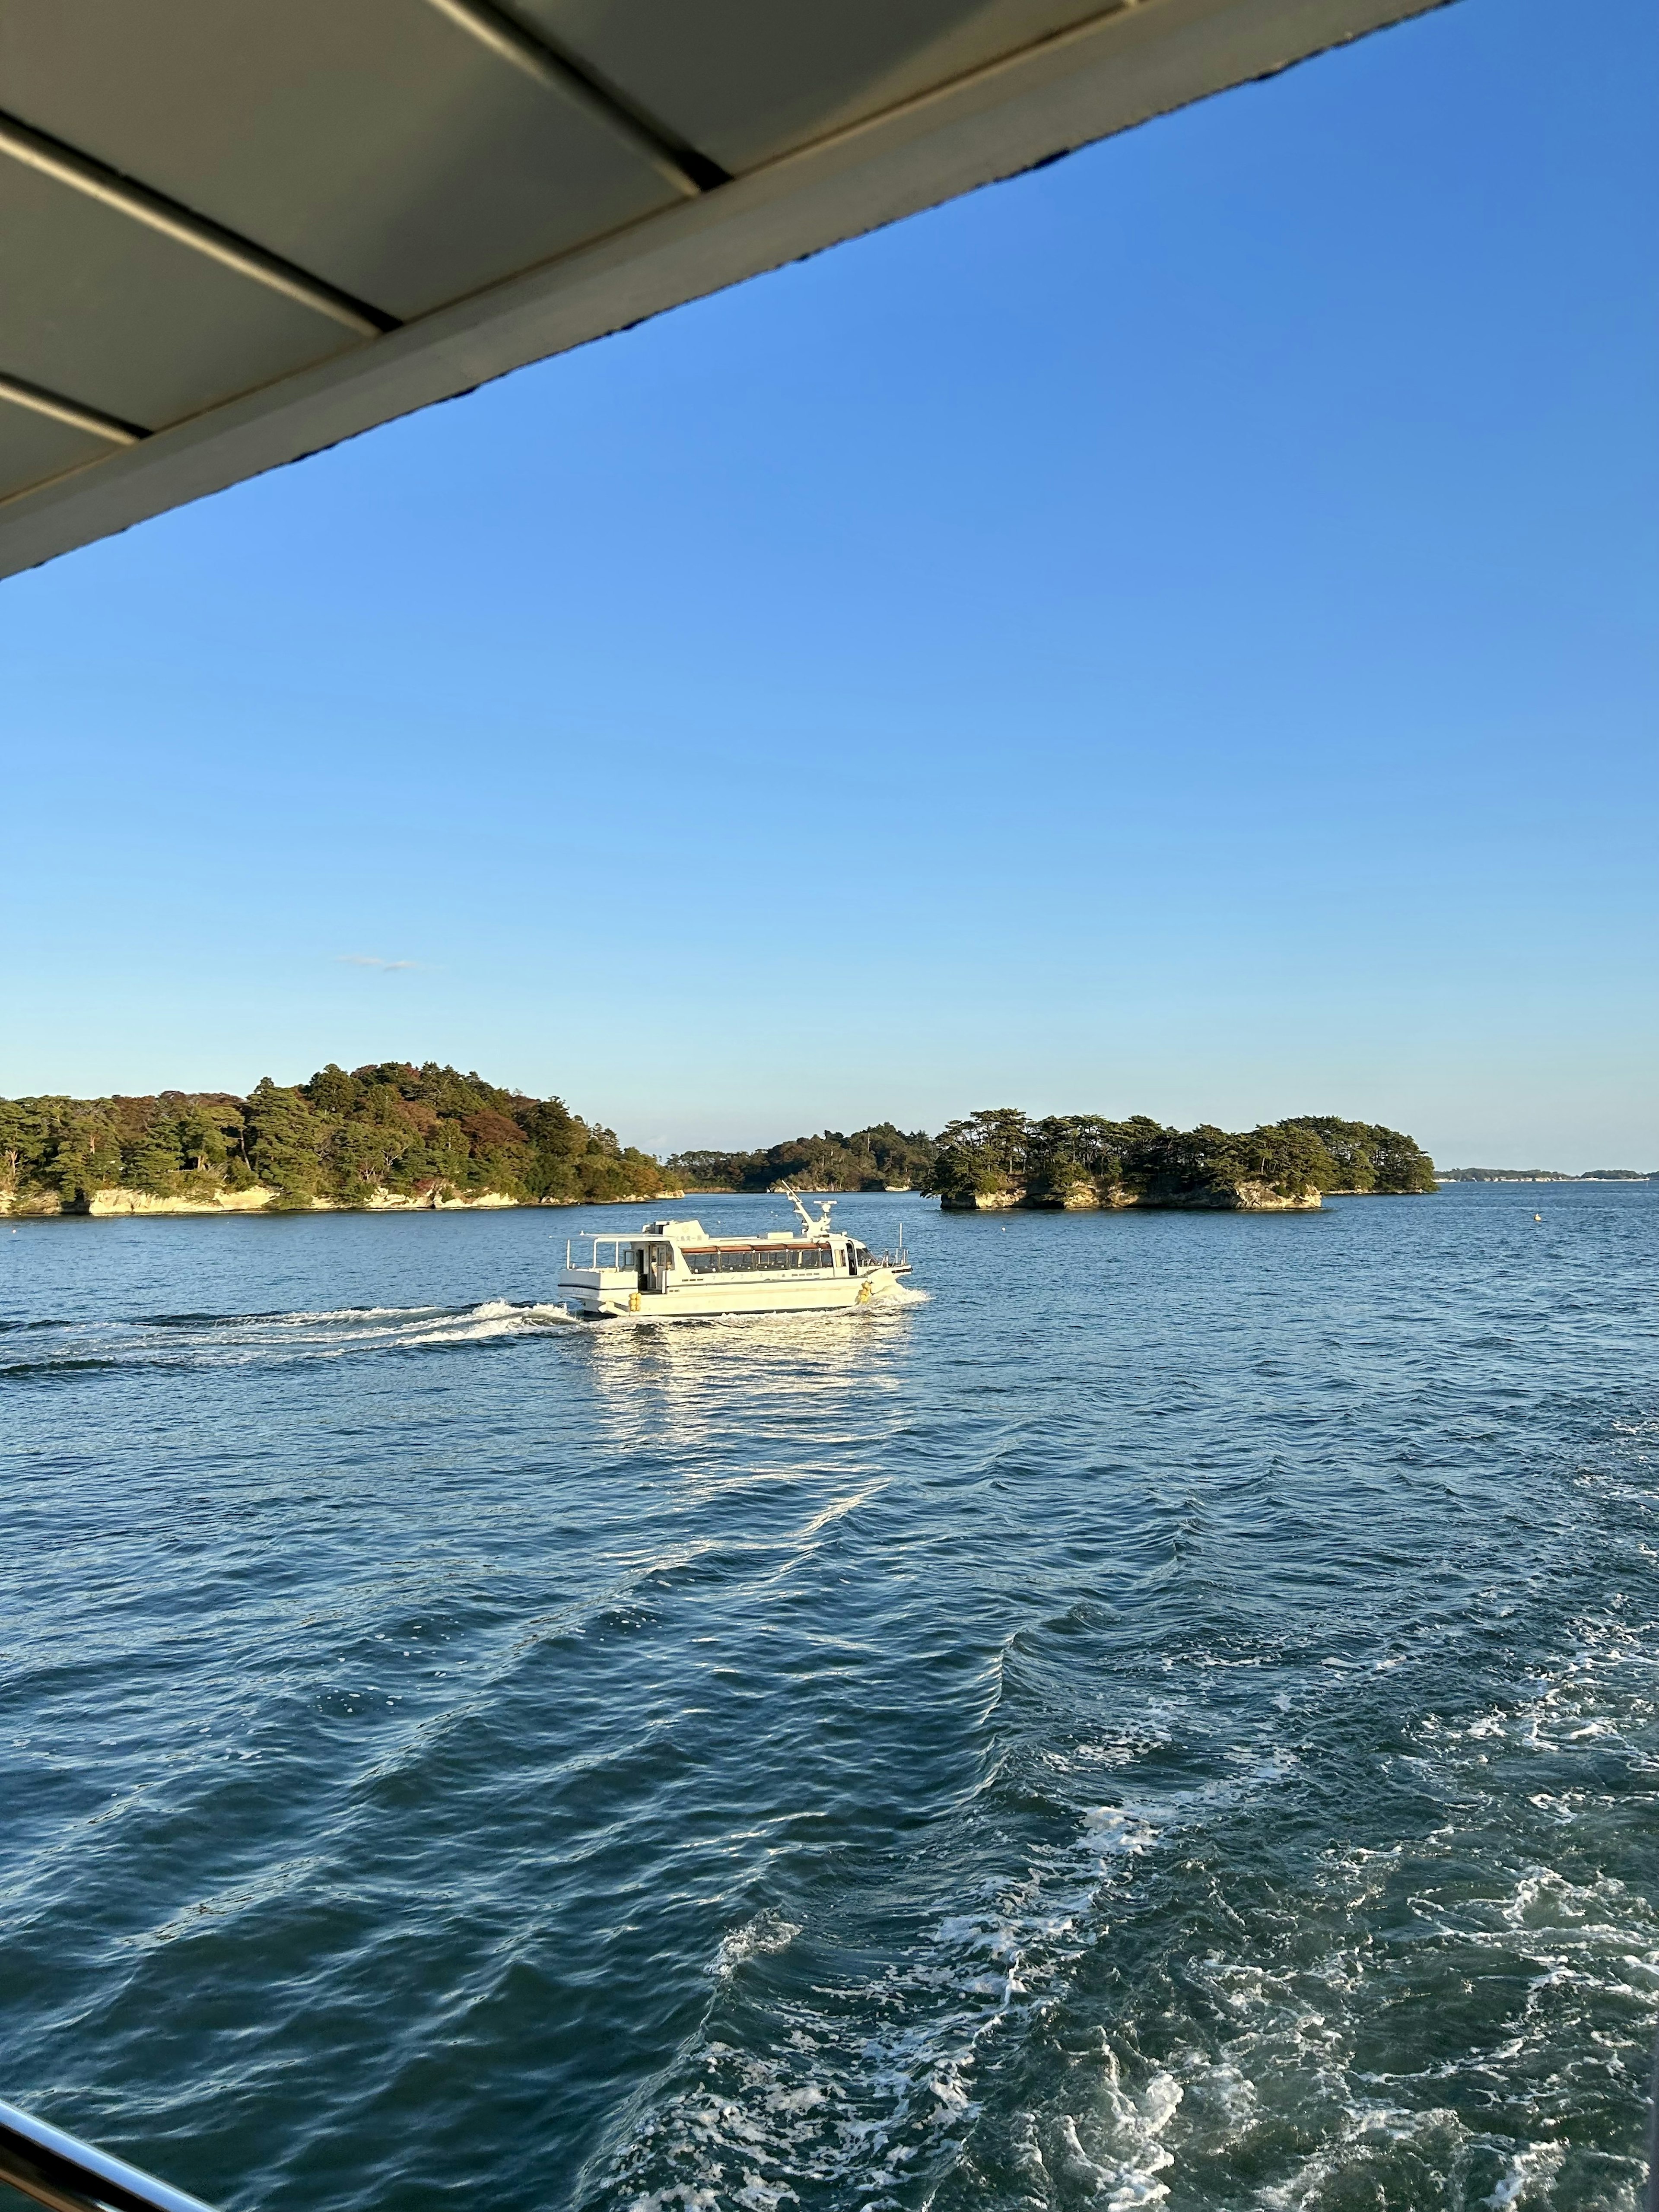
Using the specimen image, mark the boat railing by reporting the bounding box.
[0,2097,218,2212]
[564,1236,635,1269]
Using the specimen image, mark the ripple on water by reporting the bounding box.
[0,1185,1656,2212]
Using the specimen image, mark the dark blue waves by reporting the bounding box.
[1,1185,1656,2212]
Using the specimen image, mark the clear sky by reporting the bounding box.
[2,0,1653,1169]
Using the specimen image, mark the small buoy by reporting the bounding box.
[1535,1214,1541,1223]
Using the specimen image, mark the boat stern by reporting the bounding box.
[555,1262,640,1317]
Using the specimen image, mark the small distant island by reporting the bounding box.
[1436,1167,1657,1183]
[0,1068,1438,1217]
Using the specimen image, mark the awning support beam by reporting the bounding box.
[421,0,731,195]
[0,372,146,445]
[0,110,396,338]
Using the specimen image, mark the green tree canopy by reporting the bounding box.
[0,1065,679,1210]
[0,1074,1437,1215]
[925,1109,1437,1205]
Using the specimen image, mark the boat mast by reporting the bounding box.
[779,1182,836,1238]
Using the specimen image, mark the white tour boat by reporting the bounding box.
[556,1189,912,1319]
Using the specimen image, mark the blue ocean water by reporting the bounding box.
[2,1182,1656,2212]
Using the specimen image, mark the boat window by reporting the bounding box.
[681,1244,834,1274]
[683,1247,760,1274]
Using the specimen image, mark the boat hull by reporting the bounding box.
[558,1268,905,1320]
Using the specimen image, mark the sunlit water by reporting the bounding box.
[3,1184,1657,2212]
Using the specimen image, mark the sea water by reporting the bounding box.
[2,1182,1656,2212]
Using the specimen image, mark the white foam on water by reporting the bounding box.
[387,1299,579,1346]
[261,1304,448,1323]
[599,1618,1659,2212]
[709,1913,802,1983]
[587,1763,1268,2212]
[1485,2139,1566,2206]
[1128,1609,1659,2208]
[1081,1805,1159,1857]
[11,1297,586,1373]
[1009,2055,1188,2212]
[1095,2063,1185,2211]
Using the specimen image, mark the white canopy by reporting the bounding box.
[0,0,1442,578]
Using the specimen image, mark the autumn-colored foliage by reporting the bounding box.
[0,1062,671,1209]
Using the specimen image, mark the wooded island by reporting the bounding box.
[918,1109,1436,1211]
[0,1065,1437,1215]
[0,1063,665,1215]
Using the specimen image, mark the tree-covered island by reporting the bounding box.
[918,1109,1437,1210]
[0,1066,1437,1216]
[666,1124,938,1197]
[0,1063,669,1215]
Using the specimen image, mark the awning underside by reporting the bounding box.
[0,0,1444,577]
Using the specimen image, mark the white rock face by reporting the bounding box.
[73,1185,524,1216]
[941,1179,1321,1213]
[2,1182,677,1217]
[83,1185,280,1215]
[1193,1179,1322,1212]
[361,1187,516,1211]
[0,1190,63,1216]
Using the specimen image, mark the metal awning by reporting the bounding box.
[0,0,1443,580]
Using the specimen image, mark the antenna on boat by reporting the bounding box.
[779,1182,835,1237]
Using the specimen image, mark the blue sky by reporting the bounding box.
[2,0,1653,1167]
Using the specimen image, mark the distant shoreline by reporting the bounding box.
[1436,1171,1656,1185]
[0,1185,679,1220]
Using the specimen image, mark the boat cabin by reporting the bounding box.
[565,1220,884,1296]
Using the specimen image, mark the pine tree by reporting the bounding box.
[245,1078,322,1201]
[125,1106,184,1194]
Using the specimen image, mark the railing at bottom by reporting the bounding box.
[0,2100,218,2212]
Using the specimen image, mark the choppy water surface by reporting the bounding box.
[3,1185,1657,2212]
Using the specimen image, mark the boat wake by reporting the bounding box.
[0,1280,938,1372]
[0,1299,578,1378]
[581,1766,1233,2212]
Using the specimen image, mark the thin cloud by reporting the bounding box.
[337,953,424,971]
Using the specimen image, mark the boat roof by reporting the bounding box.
[627,1219,845,1244]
